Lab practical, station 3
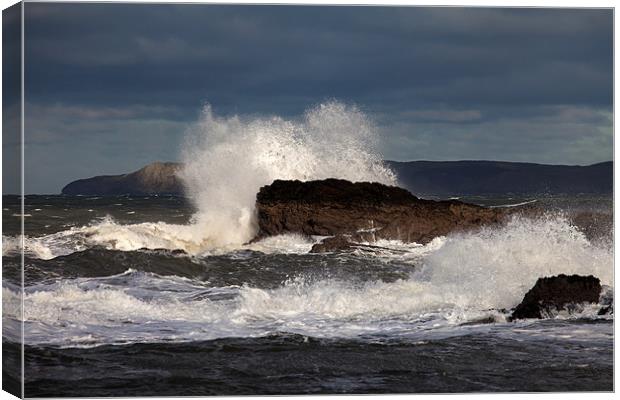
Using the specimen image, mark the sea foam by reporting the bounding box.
[6,214,612,348]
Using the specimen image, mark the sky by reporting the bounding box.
[2,3,613,194]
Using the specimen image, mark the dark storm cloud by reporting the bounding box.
[17,3,613,193]
[24,5,612,112]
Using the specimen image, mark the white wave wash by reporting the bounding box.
[5,215,612,348]
[179,101,396,248]
[1,217,323,260]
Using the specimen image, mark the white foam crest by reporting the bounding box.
[2,235,23,257]
[7,272,499,347]
[3,234,69,260]
[21,282,219,325]
[4,218,328,259]
[243,233,321,254]
[5,217,209,260]
[350,236,446,260]
[179,101,396,248]
[3,270,252,346]
[234,277,461,323]
[74,216,209,254]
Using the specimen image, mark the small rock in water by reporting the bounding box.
[511,274,601,320]
[597,305,613,316]
[597,286,614,316]
[310,235,355,253]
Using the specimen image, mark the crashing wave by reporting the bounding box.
[5,214,612,347]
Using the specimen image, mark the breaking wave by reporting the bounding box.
[179,101,396,248]
[417,214,613,310]
[5,214,612,347]
[2,216,322,260]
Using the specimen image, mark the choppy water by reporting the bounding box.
[2,194,614,396]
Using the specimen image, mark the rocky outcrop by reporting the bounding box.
[61,162,183,196]
[254,179,510,249]
[511,274,602,320]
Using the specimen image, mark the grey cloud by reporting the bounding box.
[12,4,614,193]
[22,102,191,193]
[380,105,612,165]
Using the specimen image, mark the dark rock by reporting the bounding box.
[597,286,614,316]
[61,162,183,196]
[309,235,415,254]
[140,247,188,256]
[254,178,509,245]
[511,274,602,320]
[459,316,500,326]
[310,235,356,253]
[597,305,613,316]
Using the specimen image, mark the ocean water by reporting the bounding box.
[1,193,613,396]
[1,104,614,395]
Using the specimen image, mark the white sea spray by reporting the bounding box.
[178,101,396,248]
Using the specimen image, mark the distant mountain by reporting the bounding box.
[61,162,183,195]
[61,160,613,196]
[386,160,612,196]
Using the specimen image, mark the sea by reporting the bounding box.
[1,103,615,396]
[1,193,613,396]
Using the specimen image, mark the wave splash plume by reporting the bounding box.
[0,102,395,257]
[179,101,396,248]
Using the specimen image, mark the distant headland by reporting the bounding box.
[61,160,612,196]
[61,162,184,196]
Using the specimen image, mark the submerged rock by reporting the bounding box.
[308,234,408,253]
[310,235,355,253]
[254,178,509,248]
[511,274,602,320]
